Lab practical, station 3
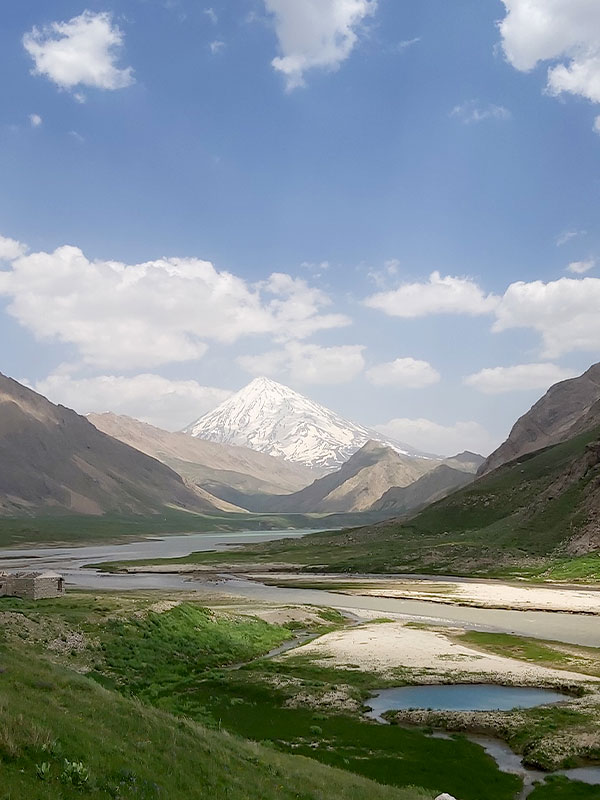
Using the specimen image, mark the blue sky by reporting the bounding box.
[1,0,599,455]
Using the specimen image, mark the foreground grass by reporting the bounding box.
[529,776,600,798]
[0,641,432,800]
[0,592,521,800]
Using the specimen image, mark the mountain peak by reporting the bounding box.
[183,378,429,471]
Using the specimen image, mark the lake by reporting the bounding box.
[365,684,569,722]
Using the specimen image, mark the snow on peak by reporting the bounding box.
[183,377,428,471]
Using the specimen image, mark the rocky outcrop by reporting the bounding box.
[371,464,475,514]
[480,363,600,476]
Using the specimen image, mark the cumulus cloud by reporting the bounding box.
[365,271,498,318]
[0,235,27,262]
[32,373,231,432]
[0,238,350,370]
[450,101,511,124]
[264,0,377,90]
[29,113,42,127]
[464,363,578,395]
[499,0,600,131]
[493,276,600,358]
[23,11,134,95]
[366,357,440,389]
[209,40,225,54]
[567,258,595,274]
[238,341,365,384]
[374,418,499,458]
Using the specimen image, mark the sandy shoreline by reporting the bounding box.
[283,610,599,686]
[249,573,600,615]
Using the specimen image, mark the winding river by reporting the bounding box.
[1,529,600,647]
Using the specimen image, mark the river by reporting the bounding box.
[2,529,600,647]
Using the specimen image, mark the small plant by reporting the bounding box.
[36,761,51,780]
[309,725,322,736]
[60,758,91,788]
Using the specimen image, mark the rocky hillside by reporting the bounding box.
[224,441,438,513]
[0,374,216,516]
[480,362,600,475]
[372,464,476,514]
[88,412,316,497]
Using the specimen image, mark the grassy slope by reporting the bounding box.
[0,509,388,549]
[0,593,521,800]
[0,643,431,800]
[146,426,600,578]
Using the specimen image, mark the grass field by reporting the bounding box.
[0,509,389,549]
[0,591,525,800]
[0,631,433,800]
[529,776,600,798]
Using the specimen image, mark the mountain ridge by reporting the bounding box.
[88,411,317,497]
[184,376,433,471]
[0,374,215,517]
[480,362,600,476]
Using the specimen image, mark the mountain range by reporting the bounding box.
[184,376,431,471]
[208,441,482,514]
[88,412,317,498]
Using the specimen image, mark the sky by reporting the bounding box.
[1,0,600,456]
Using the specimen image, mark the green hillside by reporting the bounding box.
[0,592,434,800]
[156,426,600,579]
[0,645,432,800]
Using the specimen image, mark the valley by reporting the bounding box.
[2,533,600,799]
[2,363,600,799]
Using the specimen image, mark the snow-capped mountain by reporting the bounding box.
[183,376,431,471]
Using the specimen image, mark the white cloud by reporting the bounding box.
[451,101,511,124]
[499,0,600,131]
[209,40,225,54]
[23,11,134,94]
[29,113,42,127]
[366,357,440,389]
[0,238,350,370]
[567,258,595,274]
[464,363,578,395]
[365,270,498,318]
[238,341,365,384]
[367,259,400,289]
[33,373,231,432]
[595,115,600,135]
[556,229,585,246]
[264,0,377,90]
[204,7,218,25]
[0,235,27,262]
[375,418,499,458]
[395,37,421,53]
[493,276,600,358]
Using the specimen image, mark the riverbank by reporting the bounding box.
[4,533,600,797]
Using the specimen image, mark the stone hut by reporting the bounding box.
[0,571,65,600]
